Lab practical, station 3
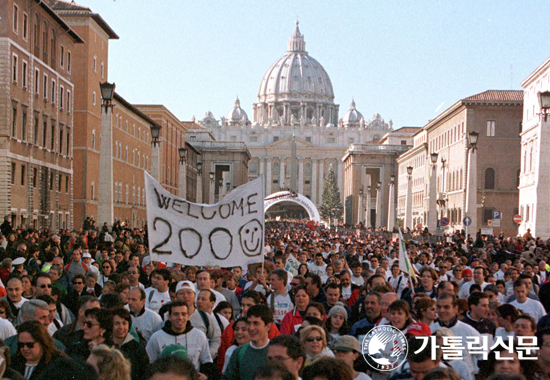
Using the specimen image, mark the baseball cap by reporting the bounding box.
[82,253,92,258]
[332,335,360,353]
[406,322,431,336]
[161,344,188,359]
[175,280,196,294]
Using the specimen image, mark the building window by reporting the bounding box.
[92,91,96,105]
[487,120,495,137]
[101,62,104,78]
[401,140,407,145]
[50,121,55,150]
[67,51,71,72]
[32,168,37,187]
[67,90,71,112]
[92,130,96,149]
[21,165,25,186]
[250,136,258,142]
[42,119,47,147]
[59,86,64,109]
[22,61,27,88]
[51,80,55,103]
[59,127,63,153]
[49,173,53,190]
[273,136,279,142]
[60,45,64,68]
[484,168,495,189]
[65,176,69,193]
[11,105,17,137]
[66,131,70,155]
[13,5,18,34]
[21,109,27,141]
[34,68,39,94]
[91,181,95,199]
[33,114,39,145]
[93,56,97,72]
[23,13,28,40]
[12,54,18,82]
[11,163,16,185]
[43,74,48,99]
[305,136,311,142]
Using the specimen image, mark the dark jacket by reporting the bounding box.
[11,351,64,380]
[117,335,149,380]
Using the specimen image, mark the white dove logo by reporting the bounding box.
[362,326,407,372]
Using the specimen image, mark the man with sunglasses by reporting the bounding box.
[33,273,53,298]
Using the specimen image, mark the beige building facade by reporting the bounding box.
[397,90,523,237]
[1,0,83,229]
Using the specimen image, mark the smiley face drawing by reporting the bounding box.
[239,219,263,257]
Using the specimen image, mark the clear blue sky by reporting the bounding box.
[77,0,550,129]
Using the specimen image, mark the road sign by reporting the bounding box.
[463,216,472,226]
[481,228,493,235]
[492,219,501,227]
[488,219,493,227]
[440,217,449,227]
[513,214,522,224]
[492,211,501,220]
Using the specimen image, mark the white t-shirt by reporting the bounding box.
[509,298,547,322]
[308,262,327,277]
[266,291,294,325]
[145,288,171,313]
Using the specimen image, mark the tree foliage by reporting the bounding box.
[319,166,343,223]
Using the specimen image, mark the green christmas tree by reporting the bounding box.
[319,165,343,224]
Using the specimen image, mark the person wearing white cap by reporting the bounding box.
[175,280,221,360]
[81,252,99,279]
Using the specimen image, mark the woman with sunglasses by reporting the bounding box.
[66,308,112,361]
[300,325,334,368]
[98,260,115,287]
[280,286,311,335]
[10,320,66,380]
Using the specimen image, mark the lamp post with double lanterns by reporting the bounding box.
[178,147,187,199]
[465,131,479,237]
[196,161,203,203]
[387,174,396,231]
[150,124,161,182]
[404,166,413,230]
[97,82,116,226]
[428,152,439,232]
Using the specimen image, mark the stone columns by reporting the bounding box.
[280,160,285,188]
[266,159,272,196]
[387,182,395,231]
[298,160,304,194]
[318,161,325,201]
[98,106,114,225]
[312,160,318,204]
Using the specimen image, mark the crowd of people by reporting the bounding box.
[0,217,547,380]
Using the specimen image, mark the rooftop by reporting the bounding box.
[462,90,523,102]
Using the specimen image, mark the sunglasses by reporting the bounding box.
[18,342,36,349]
[39,284,52,289]
[73,282,83,285]
[127,271,138,274]
[306,336,323,342]
[84,321,98,328]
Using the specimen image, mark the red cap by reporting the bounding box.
[462,269,473,277]
[406,322,431,336]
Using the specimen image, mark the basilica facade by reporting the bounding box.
[199,23,393,207]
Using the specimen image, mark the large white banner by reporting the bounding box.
[145,172,265,267]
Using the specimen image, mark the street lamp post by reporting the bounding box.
[97,81,116,226]
[150,124,161,182]
[404,166,413,230]
[465,131,479,237]
[178,147,187,199]
[375,181,382,228]
[387,174,395,231]
[209,171,215,204]
[428,152,438,232]
[196,161,203,203]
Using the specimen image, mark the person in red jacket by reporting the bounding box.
[217,290,279,373]
[280,286,310,335]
